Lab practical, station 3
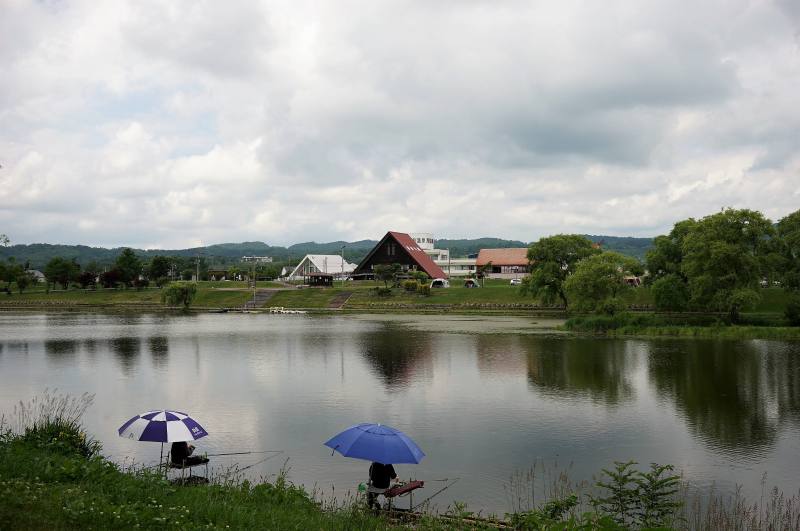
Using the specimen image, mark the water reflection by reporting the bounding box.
[526,338,635,405]
[148,336,169,369]
[358,324,434,390]
[475,335,528,375]
[648,341,776,455]
[45,339,79,366]
[110,337,141,374]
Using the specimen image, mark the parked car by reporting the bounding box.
[430,278,450,288]
[510,278,522,285]
[464,278,480,288]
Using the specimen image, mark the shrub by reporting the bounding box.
[592,461,681,528]
[161,282,198,309]
[374,287,392,297]
[416,284,431,296]
[403,280,418,292]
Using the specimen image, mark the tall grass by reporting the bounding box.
[6,389,101,457]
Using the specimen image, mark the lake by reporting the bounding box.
[1,312,799,515]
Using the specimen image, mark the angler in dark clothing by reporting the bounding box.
[170,441,209,467]
[367,462,397,508]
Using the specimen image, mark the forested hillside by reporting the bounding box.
[0,235,653,269]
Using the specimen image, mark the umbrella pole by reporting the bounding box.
[160,442,164,477]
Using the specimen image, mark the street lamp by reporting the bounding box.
[340,245,346,287]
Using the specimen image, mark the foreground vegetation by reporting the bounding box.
[3,392,800,530]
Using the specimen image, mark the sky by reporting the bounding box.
[1,0,799,249]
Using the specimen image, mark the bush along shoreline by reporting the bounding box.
[3,392,800,530]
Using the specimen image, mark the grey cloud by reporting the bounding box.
[1,0,799,247]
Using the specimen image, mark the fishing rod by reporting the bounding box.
[204,450,283,457]
[411,477,461,511]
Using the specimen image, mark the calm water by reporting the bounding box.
[1,312,799,514]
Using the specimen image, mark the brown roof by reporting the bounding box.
[475,248,529,267]
[354,231,448,278]
[387,232,448,278]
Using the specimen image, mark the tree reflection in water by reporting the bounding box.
[110,337,141,375]
[525,337,636,406]
[148,336,169,369]
[646,340,800,456]
[358,323,434,391]
[44,339,79,366]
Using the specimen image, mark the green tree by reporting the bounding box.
[374,263,402,288]
[44,257,80,290]
[645,219,696,282]
[777,208,800,293]
[564,251,640,314]
[650,273,689,312]
[681,208,774,322]
[147,255,172,281]
[161,282,198,309]
[115,248,142,287]
[523,235,600,309]
[14,269,34,293]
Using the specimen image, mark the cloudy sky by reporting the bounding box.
[1,0,799,248]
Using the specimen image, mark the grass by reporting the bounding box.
[0,285,253,309]
[0,392,456,530]
[4,392,800,529]
[565,313,800,339]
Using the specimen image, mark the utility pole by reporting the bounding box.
[341,245,346,287]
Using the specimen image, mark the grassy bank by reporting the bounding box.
[4,393,800,529]
[0,394,437,530]
[565,313,800,339]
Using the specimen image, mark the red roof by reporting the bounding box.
[388,232,448,278]
[354,231,448,279]
[475,248,529,267]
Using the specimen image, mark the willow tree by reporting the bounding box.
[161,282,197,309]
[522,234,599,309]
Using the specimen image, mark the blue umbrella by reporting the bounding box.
[324,423,425,464]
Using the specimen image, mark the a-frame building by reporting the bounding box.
[353,231,448,279]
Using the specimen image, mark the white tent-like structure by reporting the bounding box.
[288,255,356,281]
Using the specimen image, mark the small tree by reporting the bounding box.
[115,248,142,287]
[147,255,172,281]
[100,269,122,288]
[77,271,97,289]
[161,282,198,309]
[564,251,641,314]
[374,263,402,288]
[44,257,79,290]
[15,270,35,293]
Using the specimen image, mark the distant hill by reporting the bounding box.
[1,235,653,269]
[436,237,528,258]
[583,235,653,259]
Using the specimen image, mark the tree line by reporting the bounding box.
[0,243,287,293]
[523,207,800,324]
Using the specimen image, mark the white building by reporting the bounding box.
[287,254,356,281]
[411,232,477,277]
[241,256,273,263]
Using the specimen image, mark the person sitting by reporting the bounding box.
[170,441,209,467]
[367,461,397,509]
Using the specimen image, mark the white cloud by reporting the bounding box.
[1,0,799,248]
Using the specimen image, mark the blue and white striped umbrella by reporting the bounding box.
[118,410,208,442]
